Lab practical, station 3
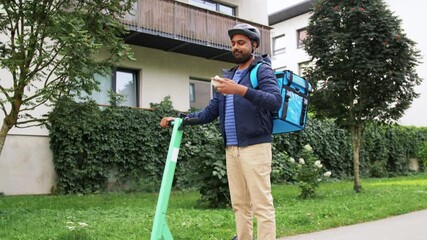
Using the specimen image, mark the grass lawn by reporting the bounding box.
[1,174,426,239]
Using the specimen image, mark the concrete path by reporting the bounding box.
[278,209,427,240]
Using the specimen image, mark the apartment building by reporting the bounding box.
[0,0,271,195]
[268,0,427,126]
[268,0,313,74]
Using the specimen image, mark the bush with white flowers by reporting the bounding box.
[292,144,331,199]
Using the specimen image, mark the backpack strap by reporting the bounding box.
[249,62,263,89]
[300,97,308,126]
[286,71,309,125]
[285,70,293,87]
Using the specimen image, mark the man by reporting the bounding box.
[160,23,281,240]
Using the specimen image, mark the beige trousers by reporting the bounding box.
[226,143,276,240]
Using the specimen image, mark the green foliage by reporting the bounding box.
[272,119,353,179]
[305,0,422,125]
[301,119,353,179]
[272,119,427,181]
[48,97,230,207]
[368,160,388,178]
[0,0,135,153]
[271,151,295,183]
[304,0,423,191]
[291,145,331,199]
[384,126,410,176]
[418,142,427,171]
[48,97,173,194]
[191,124,230,208]
[361,123,427,177]
[48,98,106,194]
[107,90,127,107]
[1,175,427,239]
[48,97,427,206]
[362,123,389,177]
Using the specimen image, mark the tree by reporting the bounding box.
[0,0,135,153]
[304,0,422,192]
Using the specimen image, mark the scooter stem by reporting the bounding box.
[151,118,183,240]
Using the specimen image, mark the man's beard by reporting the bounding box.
[232,50,253,64]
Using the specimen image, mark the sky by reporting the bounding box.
[267,0,427,127]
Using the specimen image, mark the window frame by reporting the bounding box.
[273,33,286,56]
[297,27,308,49]
[189,77,214,109]
[112,67,140,107]
[274,66,287,72]
[189,0,236,16]
[189,82,196,102]
[298,61,311,76]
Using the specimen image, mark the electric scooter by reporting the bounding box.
[151,115,199,240]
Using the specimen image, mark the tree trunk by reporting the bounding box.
[0,122,11,155]
[0,114,17,155]
[351,124,363,192]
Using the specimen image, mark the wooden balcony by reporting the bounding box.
[122,0,271,63]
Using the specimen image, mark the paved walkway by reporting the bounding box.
[278,209,427,240]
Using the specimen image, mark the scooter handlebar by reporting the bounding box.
[166,115,200,128]
[182,117,201,126]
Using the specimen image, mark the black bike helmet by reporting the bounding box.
[228,23,261,48]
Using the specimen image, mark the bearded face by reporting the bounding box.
[231,34,255,64]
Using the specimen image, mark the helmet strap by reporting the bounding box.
[250,40,257,53]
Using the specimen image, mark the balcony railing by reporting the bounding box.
[122,0,271,57]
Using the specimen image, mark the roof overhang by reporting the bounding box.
[269,0,315,25]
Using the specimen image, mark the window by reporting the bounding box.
[189,0,236,16]
[88,73,113,105]
[114,69,139,107]
[273,34,286,55]
[189,83,196,102]
[274,66,287,72]
[297,28,308,49]
[298,61,311,77]
[87,68,139,107]
[189,78,213,109]
[218,4,235,16]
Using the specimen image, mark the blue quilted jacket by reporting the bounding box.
[188,55,281,147]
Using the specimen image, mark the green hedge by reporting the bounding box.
[48,97,427,207]
[48,97,229,207]
[280,120,427,179]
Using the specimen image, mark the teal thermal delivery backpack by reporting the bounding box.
[250,63,312,134]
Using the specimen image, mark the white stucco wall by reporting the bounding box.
[0,135,55,195]
[233,0,269,25]
[270,12,311,72]
[178,0,269,25]
[118,45,233,111]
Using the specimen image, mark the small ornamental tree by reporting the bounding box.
[0,0,135,153]
[304,0,422,192]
